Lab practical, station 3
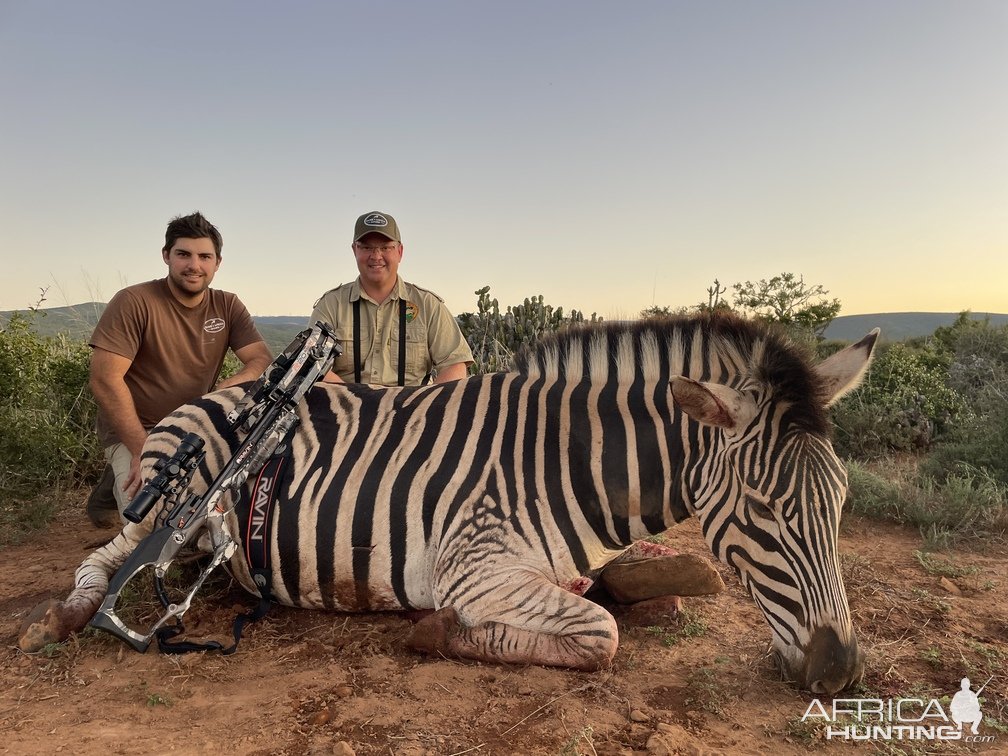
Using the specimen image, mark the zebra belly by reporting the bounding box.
[224,508,437,613]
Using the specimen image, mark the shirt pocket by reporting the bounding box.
[332,326,356,376]
[392,321,429,378]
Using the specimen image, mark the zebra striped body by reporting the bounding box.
[31,313,876,693]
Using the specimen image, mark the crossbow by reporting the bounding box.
[89,321,340,652]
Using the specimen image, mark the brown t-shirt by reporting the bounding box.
[90,279,263,446]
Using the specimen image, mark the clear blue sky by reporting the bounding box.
[1,1,1005,319]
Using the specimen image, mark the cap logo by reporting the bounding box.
[363,213,388,228]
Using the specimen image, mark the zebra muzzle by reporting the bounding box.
[799,626,865,696]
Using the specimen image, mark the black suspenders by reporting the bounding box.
[352,299,362,383]
[397,298,407,387]
[352,297,407,387]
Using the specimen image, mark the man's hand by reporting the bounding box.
[123,453,144,499]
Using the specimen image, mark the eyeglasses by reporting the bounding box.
[355,243,398,255]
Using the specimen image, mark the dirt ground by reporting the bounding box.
[1,489,1006,756]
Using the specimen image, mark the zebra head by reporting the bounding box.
[672,330,878,695]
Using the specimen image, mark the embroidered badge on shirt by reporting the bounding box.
[404,302,418,323]
[204,318,226,334]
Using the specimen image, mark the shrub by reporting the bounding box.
[832,343,971,457]
[922,315,1008,486]
[0,313,101,503]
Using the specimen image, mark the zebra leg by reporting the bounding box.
[406,572,619,671]
[18,523,147,652]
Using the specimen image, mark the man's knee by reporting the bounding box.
[104,444,133,517]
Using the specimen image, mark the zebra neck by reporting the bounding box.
[559,377,712,547]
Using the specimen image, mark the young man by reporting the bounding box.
[311,210,472,386]
[88,212,273,524]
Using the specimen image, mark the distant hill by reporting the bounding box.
[822,312,1008,342]
[0,303,307,356]
[3,304,1006,352]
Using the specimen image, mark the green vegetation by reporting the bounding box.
[644,608,708,647]
[846,460,1007,548]
[556,726,595,756]
[684,666,733,715]
[457,285,597,373]
[835,313,1008,546]
[731,272,841,339]
[0,308,102,544]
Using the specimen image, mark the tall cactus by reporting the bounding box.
[457,286,599,374]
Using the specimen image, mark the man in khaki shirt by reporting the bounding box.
[311,211,473,386]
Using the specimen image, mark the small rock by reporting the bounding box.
[308,708,330,726]
[645,732,674,755]
[334,684,353,698]
[333,742,355,756]
[630,708,651,722]
[938,577,961,595]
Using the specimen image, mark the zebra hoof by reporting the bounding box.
[600,553,725,603]
[406,606,460,656]
[18,599,72,653]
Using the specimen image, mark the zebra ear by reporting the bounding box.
[813,328,880,407]
[671,376,757,433]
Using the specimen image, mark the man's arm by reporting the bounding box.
[217,341,273,389]
[89,348,148,498]
[433,362,468,384]
[426,297,474,385]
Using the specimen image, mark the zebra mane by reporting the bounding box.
[513,311,830,434]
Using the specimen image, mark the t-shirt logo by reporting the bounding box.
[204,318,226,334]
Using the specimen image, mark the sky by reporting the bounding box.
[1,1,1005,320]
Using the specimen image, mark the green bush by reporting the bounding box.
[922,315,1008,486]
[0,313,101,502]
[922,395,1008,487]
[832,343,971,457]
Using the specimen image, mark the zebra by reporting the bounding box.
[20,312,876,695]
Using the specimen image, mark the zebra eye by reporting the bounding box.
[744,490,776,520]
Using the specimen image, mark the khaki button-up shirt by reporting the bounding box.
[310,278,473,387]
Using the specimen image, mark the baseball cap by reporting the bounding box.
[353,211,401,242]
